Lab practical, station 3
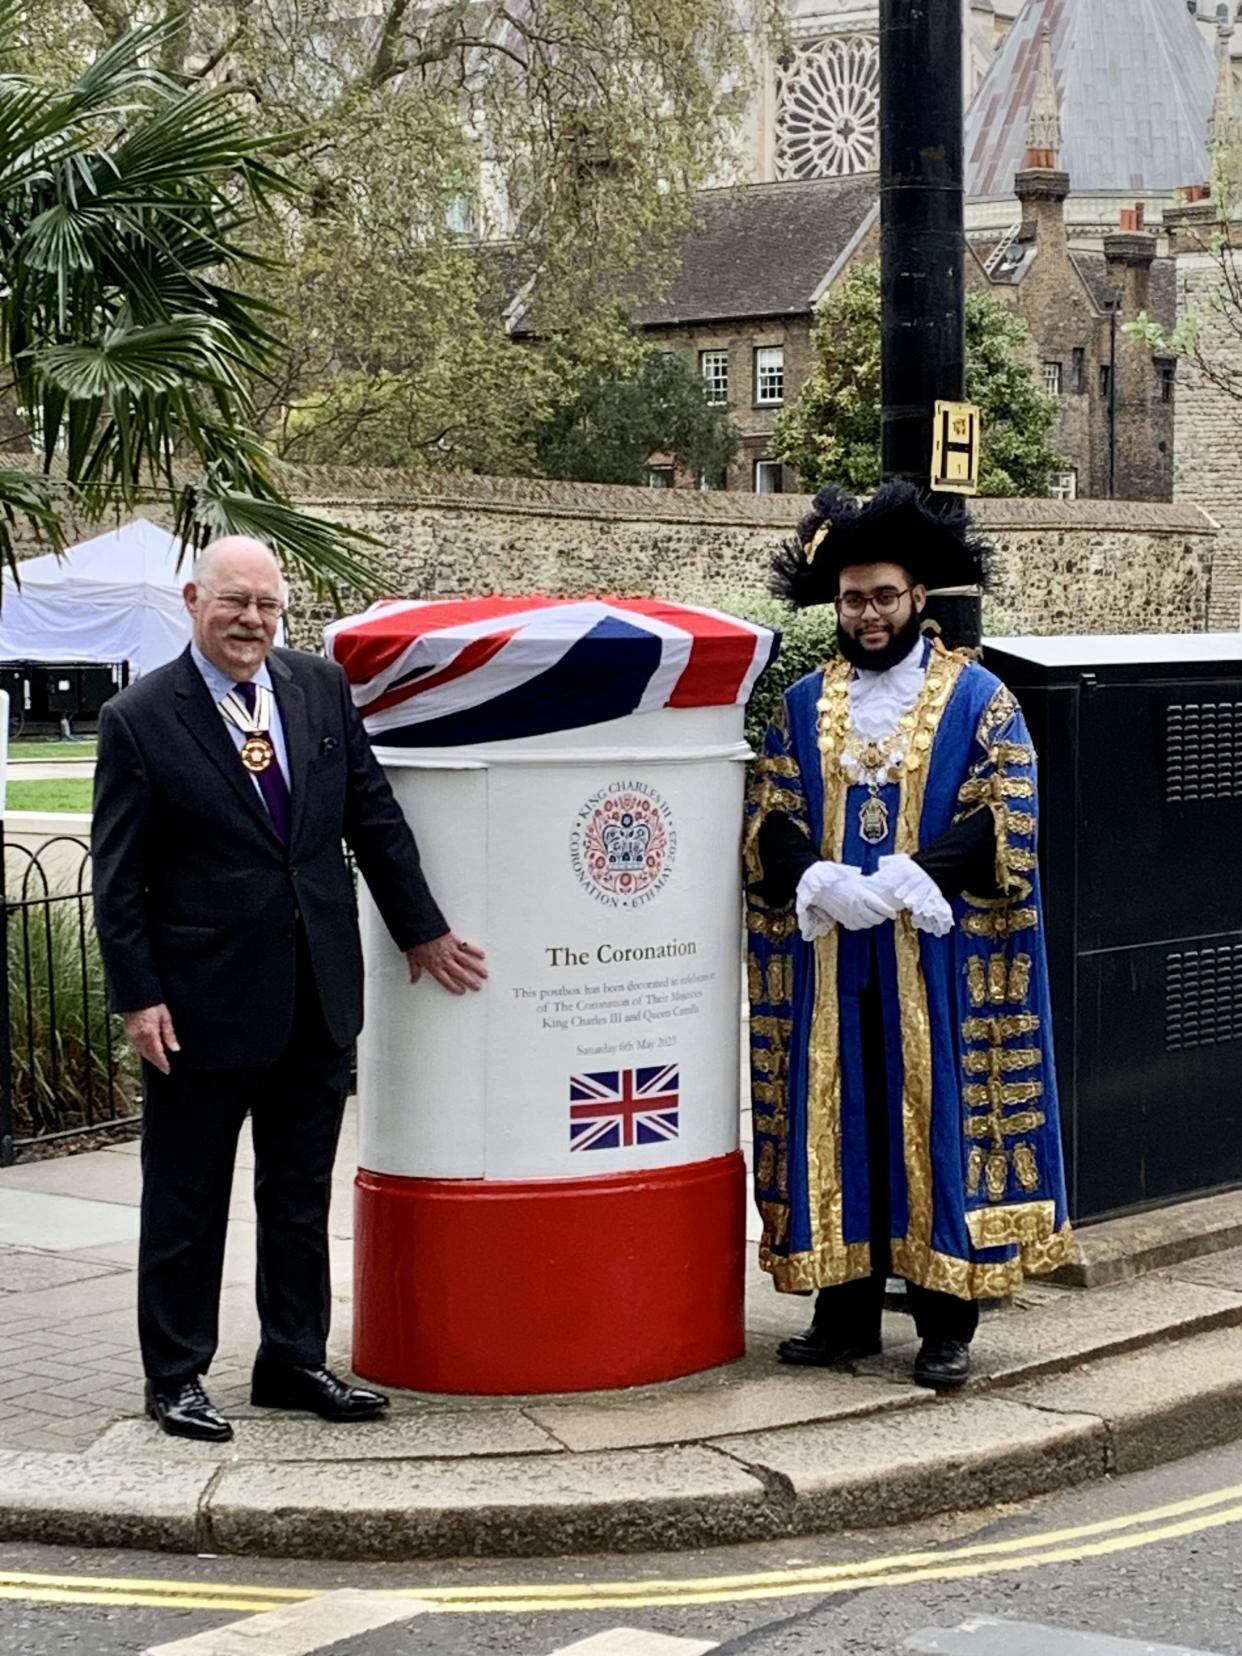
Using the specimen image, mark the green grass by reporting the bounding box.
[10,740,97,761]
[6,778,94,813]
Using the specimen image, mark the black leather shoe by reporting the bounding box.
[777,1326,882,1368]
[913,1339,971,1389]
[144,1378,233,1442]
[250,1359,389,1421]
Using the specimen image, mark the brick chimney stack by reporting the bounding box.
[1104,203,1158,313]
[1106,203,1159,304]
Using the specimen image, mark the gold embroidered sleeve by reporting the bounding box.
[744,696,810,886]
[955,687,1039,902]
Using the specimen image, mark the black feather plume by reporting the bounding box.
[771,480,990,608]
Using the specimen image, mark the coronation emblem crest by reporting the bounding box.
[570,781,676,908]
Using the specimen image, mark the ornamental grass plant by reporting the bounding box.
[6,864,139,1143]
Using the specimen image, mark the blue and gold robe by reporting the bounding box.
[745,639,1072,1299]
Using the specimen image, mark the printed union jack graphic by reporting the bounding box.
[569,1065,680,1152]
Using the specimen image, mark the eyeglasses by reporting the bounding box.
[835,586,914,619]
[202,586,285,620]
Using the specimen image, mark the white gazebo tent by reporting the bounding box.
[0,518,193,679]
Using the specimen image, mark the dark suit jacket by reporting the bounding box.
[91,645,448,1068]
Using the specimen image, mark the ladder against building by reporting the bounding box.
[984,222,1022,276]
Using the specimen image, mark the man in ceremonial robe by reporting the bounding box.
[745,482,1071,1389]
[92,536,486,1442]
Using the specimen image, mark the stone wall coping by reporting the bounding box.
[294,470,800,526]
[291,470,1216,537]
[0,453,1214,536]
[971,499,1217,534]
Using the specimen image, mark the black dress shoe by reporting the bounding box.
[250,1359,389,1421]
[913,1339,971,1390]
[145,1378,234,1443]
[777,1326,882,1368]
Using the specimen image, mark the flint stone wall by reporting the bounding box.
[9,467,1217,642]
[277,470,1217,645]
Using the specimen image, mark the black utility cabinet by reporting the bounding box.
[3,660,126,734]
[984,635,1242,1223]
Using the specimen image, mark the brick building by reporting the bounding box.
[637,40,1176,503]
[974,32,1176,502]
[631,173,877,494]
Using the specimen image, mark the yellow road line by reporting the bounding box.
[0,1570,304,1604]
[3,1480,1242,1616]
[0,1586,294,1614]
[413,1503,1242,1613]
[395,1479,1242,1603]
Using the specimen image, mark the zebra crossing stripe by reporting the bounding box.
[141,1588,431,1654]
[544,1633,718,1655]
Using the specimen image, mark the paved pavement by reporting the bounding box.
[4,1113,1242,1559]
[5,760,96,780]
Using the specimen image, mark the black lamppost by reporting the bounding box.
[879,0,980,648]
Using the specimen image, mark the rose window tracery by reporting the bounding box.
[773,33,880,179]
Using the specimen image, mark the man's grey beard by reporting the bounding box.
[837,607,926,674]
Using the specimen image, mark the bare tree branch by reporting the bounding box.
[78,0,132,42]
[194,26,245,83]
[370,0,413,87]
[157,0,191,79]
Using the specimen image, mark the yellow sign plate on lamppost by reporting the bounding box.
[931,399,982,496]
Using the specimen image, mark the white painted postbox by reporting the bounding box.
[325,597,777,1393]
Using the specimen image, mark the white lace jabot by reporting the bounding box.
[847,634,927,741]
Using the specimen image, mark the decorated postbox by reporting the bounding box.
[325,596,779,1394]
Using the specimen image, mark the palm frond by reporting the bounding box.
[181,480,383,602]
[0,466,65,579]
[39,318,250,400]
[0,12,368,590]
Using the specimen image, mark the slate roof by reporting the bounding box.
[965,0,1216,197]
[1071,250,1177,330]
[632,175,878,327]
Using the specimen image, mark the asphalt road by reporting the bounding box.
[4,1440,1242,1655]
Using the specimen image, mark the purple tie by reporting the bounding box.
[235,681,291,845]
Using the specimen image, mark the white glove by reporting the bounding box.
[874,854,955,938]
[796,861,900,940]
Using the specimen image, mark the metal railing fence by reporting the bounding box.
[0,830,141,1164]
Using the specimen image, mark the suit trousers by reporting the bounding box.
[137,938,352,1384]
[811,972,979,1349]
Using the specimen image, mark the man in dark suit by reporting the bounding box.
[93,536,486,1442]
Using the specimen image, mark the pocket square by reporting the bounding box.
[319,736,339,755]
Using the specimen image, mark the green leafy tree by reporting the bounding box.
[1127,145,1242,407]
[0,15,375,587]
[24,0,775,474]
[771,264,1063,497]
[532,345,739,485]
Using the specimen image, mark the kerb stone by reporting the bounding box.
[1006,1323,1242,1474]
[712,1396,1107,1532]
[0,1449,213,1550]
[204,1445,773,1559]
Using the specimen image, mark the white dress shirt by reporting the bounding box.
[190,643,292,796]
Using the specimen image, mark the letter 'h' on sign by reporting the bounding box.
[931,399,981,496]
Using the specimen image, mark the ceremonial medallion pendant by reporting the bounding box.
[240,734,275,773]
[859,792,889,846]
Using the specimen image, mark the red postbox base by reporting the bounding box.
[352,1151,747,1394]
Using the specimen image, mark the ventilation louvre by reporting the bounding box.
[1166,945,1242,1052]
[1166,702,1242,802]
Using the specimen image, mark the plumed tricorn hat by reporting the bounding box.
[771,479,990,610]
